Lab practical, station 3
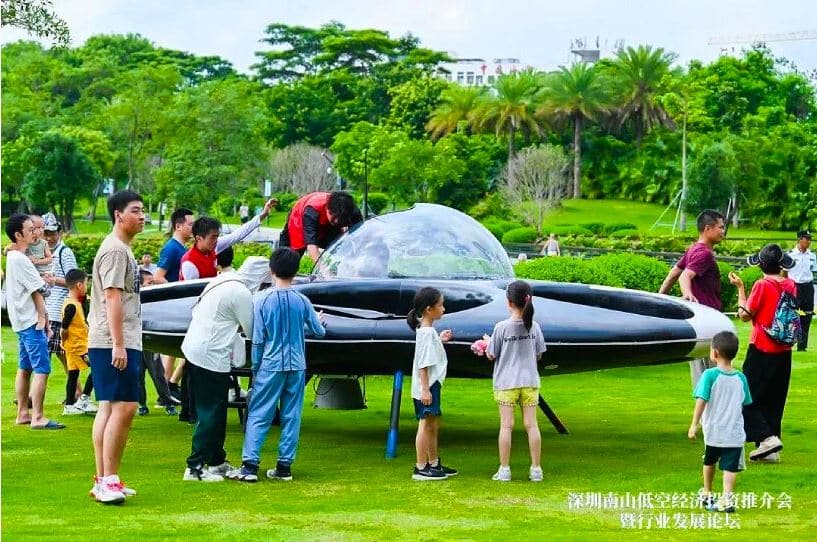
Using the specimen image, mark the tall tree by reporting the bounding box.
[21,131,98,230]
[538,63,613,198]
[610,45,678,146]
[426,84,485,139]
[1,0,69,46]
[473,71,542,160]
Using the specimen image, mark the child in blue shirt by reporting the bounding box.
[688,331,752,513]
[228,248,325,482]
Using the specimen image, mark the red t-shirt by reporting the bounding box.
[746,277,797,354]
[677,242,722,310]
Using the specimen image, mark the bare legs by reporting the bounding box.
[15,370,50,426]
[497,404,541,468]
[415,416,440,466]
[92,400,137,476]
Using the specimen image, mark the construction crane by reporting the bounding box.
[707,29,817,45]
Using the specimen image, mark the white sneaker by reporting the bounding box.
[757,452,780,463]
[112,481,136,496]
[77,394,98,413]
[184,467,224,482]
[492,466,511,482]
[749,436,783,461]
[529,466,543,482]
[62,403,85,415]
[95,483,125,504]
[207,462,234,476]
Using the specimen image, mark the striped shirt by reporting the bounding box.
[45,242,78,323]
[251,287,325,373]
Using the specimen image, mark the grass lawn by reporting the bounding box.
[542,200,797,240]
[2,321,815,541]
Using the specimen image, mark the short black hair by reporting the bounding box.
[170,208,193,231]
[327,191,360,227]
[5,213,30,242]
[712,331,739,361]
[139,269,153,284]
[269,247,301,279]
[107,190,143,223]
[65,268,87,288]
[192,217,221,239]
[217,246,234,268]
[696,209,724,233]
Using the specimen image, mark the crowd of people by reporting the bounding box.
[4,193,813,508]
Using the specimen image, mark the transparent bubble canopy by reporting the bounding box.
[313,203,514,280]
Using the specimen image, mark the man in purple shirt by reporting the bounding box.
[659,209,726,388]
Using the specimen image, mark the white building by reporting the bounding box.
[436,57,541,86]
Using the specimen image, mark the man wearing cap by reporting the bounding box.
[42,213,97,413]
[786,230,815,351]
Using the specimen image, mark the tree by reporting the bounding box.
[386,76,447,138]
[685,140,738,216]
[105,64,180,190]
[21,131,98,230]
[1,0,69,46]
[539,63,613,198]
[502,144,570,236]
[426,84,485,139]
[473,71,542,160]
[269,143,336,194]
[610,45,678,146]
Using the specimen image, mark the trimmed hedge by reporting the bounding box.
[481,218,523,241]
[538,234,771,258]
[515,251,762,312]
[549,225,594,236]
[608,229,640,238]
[501,226,538,244]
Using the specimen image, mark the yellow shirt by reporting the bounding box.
[61,298,88,355]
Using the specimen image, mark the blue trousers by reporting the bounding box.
[242,369,305,467]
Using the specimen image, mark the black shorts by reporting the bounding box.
[89,348,141,402]
[703,445,745,472]
[413,381,443,420]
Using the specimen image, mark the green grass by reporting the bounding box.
[542,200,796,240]
[2,322,816,540]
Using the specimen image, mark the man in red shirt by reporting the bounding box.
[278,192,361,263]
[659,209,726,388]
[728,244,797,462]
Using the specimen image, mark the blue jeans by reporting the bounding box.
[242,369,305,467]
[17,324,51,374]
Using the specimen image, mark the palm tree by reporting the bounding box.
[538,63,613,198]
[610,45,678,146]
[425,84,484,139]
[472,71,542,160]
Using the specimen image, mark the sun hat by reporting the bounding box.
[746,243,795,270]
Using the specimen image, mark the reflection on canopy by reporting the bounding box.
[314,203,514,280]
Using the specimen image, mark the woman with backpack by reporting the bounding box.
[728,243,799,463]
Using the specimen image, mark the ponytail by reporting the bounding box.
[406,308,419,330]
[507,280,534,331]
[406,287,443,331]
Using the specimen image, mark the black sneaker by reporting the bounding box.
[168,383,181,402]
[267,462,293,481]
[433,459,458,476]
[412,463,447,481]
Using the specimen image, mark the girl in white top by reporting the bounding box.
[407,287,457,481]
[483,280,546,482]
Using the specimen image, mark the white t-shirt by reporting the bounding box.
[693,367,752,448]
[411,326,448,400]
[5,250,46,331]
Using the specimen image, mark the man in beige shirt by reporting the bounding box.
[86,190,145,505]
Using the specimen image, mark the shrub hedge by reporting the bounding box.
[481,218,524,241]
[501,227,538,244]
[514,251,763,312]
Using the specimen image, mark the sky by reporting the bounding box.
[2,0,816,74]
